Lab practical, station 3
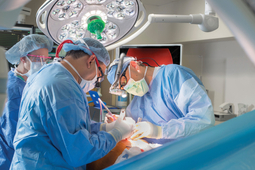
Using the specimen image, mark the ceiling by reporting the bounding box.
[142,0,178,6]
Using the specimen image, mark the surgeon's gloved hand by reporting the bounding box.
[105,113,135,124]
[131,121,163,140]
[105,113,119,123]
[108,112,135,142]
[124,117,136,126]
[100,121,116,132]
[102,114,135,133]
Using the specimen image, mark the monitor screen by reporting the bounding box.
[116,44,183,66]
[0,24,34,69]
[0,24,34,50]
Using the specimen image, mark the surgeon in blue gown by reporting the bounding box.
[10,38,134,169]
[107,57,215,144]
[0,34,53,169]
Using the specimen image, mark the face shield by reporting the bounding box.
[27,54,51,64]
[23,54,51,77]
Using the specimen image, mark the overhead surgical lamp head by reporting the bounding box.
[36,0,146,46]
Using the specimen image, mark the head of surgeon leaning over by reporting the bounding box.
[10,38,134,169]
[0,34,53,169]
[106,56,215,143]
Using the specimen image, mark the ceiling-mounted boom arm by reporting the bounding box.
[106,1,218,51]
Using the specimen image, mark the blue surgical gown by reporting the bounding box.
[126,64,215,141]
[0,69,26,169]
[10,63,116,169]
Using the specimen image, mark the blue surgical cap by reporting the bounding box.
[107,57,135,85]
[62,38,110,66]
[5,34,53,64]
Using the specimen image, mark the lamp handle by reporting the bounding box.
[134,0,147,28]
[36,0,57,43]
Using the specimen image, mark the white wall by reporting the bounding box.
[24,0,45,26]
[182,38,255,114]
[126,3,162,44]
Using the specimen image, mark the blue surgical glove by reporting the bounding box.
[104,113,119,123]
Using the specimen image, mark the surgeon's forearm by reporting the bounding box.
[151,124,163,139]
[100,123,106,131]
[91,122,102,133]
[161,106,214,139]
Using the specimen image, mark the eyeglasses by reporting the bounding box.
[27,54,52,63]
[119,65,129,89]
[95,57,104,84]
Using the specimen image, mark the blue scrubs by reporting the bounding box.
[126,64,215,141]
[10,63,116,169]
[0,69,26,169]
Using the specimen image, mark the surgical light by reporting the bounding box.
[37,0,144,47]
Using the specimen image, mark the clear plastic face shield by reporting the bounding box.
[27,54,51,65]
[15,54,51,77]
[108,53,128,98]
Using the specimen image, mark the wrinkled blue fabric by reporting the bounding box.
[0,69,26,169]
[10,63,116,169]
[126,64,215,141]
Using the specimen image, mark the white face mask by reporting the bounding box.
[25,56,46,77]
[16,56,46,77]
[64,59,97,93]
[123,66,149,97]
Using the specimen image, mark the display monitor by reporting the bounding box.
[0,24,34,69]
[0,24,34,50]
[116,44,183,66]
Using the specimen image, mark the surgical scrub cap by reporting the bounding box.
[107,56,135,85]
[5,34,53,64]
[62,38,110,66]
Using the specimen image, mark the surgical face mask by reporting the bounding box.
[64,59,97,93]
[123,66,149,97]
[17,56,46,77]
